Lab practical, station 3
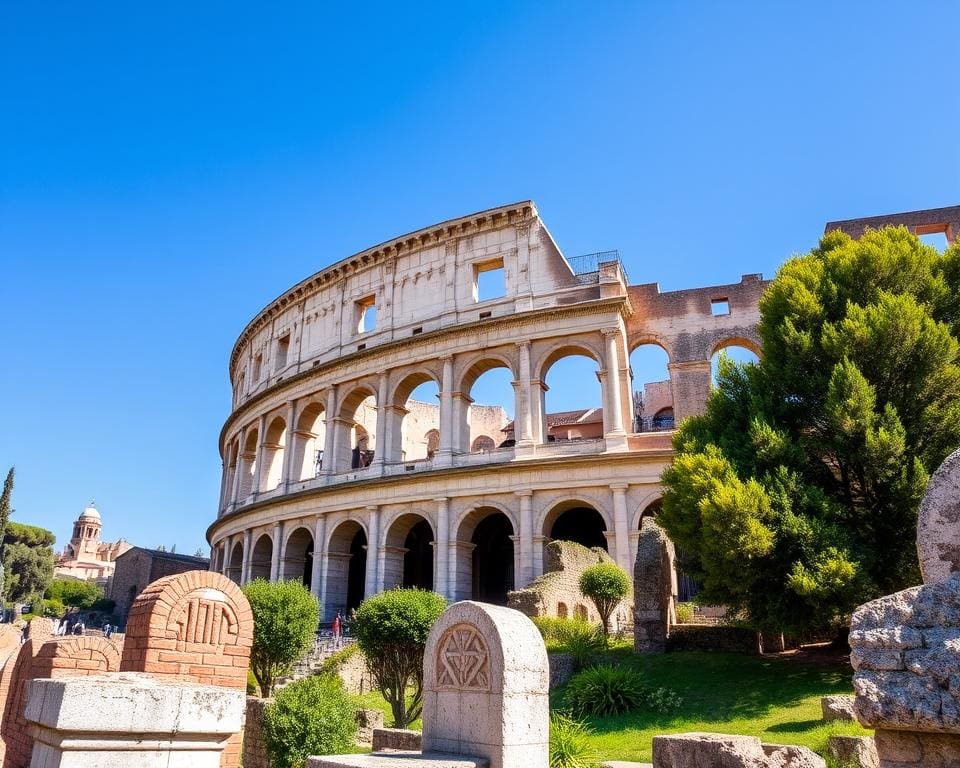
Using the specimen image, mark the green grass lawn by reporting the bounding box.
[555,648,869,762]
[351,648,867,762]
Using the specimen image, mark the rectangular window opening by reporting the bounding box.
[412,326,423,335]
[711,298,730,316]
[252,353,263,382]
[479,310,492,320]
[474,259,506,302]
[275,334,290,370]
[357,343,366,351]
[356,296,377,333]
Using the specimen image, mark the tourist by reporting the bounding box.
[103,622,112,638]
[105,623,114,639]
[72,620,85,636]
[332,612,342,649]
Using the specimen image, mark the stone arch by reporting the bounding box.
[281,526,314,586]
[455,506,516,605]
[238,427,259,499]
[534,339,604,383]
[293,399,326,481]
[250,533,273,580]
[383,512,434,591]
[541,497,610,552]
[557,602,568,618]
[631,492,664,531]
[227,539,244,583]
[336,382,378,471]
[325,519,368,620]
[709,334,762,358]
[471,435,496,452]
[456,352,518,394]
[536,341,605,442]
[391,371,442,462]
[457,354,517,453]
[261,415,287,491]
[628,339,673,433]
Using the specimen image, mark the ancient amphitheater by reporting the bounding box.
[207,200,766,620]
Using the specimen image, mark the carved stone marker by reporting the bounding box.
[917,446,960,584]
[634,518,676,654]
[422,602,549,768]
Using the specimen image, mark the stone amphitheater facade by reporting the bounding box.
[207,200,766,620]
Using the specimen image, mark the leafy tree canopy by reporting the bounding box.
[243,579,319,697]
[660,227,960,634]
[4,542,55,604]
[578,562,631,638]
[5,521,56,548]
[45,578,104,609]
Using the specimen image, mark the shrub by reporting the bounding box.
[675,602,695,624]
[42,598,65,617]
[45,578,103,609]
[549,619,606,671]
[351,588,446,727]
[549,712,597,768]
[263,675,357,768]
[563,664,646,717]
[318,643,359,676]
[579,562,631,638]
[243,579,320,696]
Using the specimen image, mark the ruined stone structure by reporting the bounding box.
[0,570,253,768]
[507,539,630,629]
[825,203,960,246]
[54,503,132,585]
[634,517,678,653]
[207,201,766,618]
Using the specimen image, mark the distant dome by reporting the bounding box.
[79,502,101,522]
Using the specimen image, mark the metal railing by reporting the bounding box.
[566,250,627,281]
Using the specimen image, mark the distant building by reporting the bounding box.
[109,547,210,623]
[54,503,133,585]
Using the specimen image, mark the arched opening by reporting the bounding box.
[548,502,608,551]
[461,360,514,450]
[629,343,672,432]
[262,416,287,491]
[541,351,603,442]
[711,343,760,385]
[557,602,568,618]
[337,386,377,471]
[383,513,434,591]
[250,534,273,581]
[470,512,514,605]
[395,376,441,462]
[227,541,243,584]
[282,527,314,587]
[326,521,367,620]
[238,429,259,499]
[637,498,700,603]
[294,402,326,480]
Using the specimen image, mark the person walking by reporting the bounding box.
[332,612,342,649]
[72,620,84,636]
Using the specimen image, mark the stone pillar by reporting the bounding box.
[529,379,547,444]
[421,602,549,768]
[365,505,380,597]
[634,517,676,654]
[372,373,389,467]
[322,387,337,475]
[532,535,547,578]
[515,342,533,444]
[437,356,454,465]
[435,497,450,599]
[25,673,245,768]
[220,536,232,577]
[669,360,713,424]
[253,413,268,495]
[230,429,246,506]
[270,522,283,581]
[452,392,473,454]
[611,483,631,572]
[516,490,534,587]
[311,515,325,601]
[281,399,297,488]
[241,529,253,584]
[603,329,627,449]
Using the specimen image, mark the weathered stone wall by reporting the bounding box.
[243,696,272,768]
[507,540,630,629]
[634,518,677,653]
[665,625,757,655]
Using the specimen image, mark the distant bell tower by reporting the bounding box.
[69,501,102,559]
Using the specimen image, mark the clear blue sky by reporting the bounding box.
[1,2,957,555]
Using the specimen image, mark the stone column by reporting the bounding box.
[452,392,473,454]
[435,497,450,598]
[281,399,297,488]
[322,387,337,475]
[372,372,389,468]
[230,429,246,506]
[365,505,380,597]
[270,522,283,581]
[253,413,268,495]
[220,536,231,577]
[437,356,454,465]
[241,529,253,584]
[515,342,533,444]
[603,329,626,438]
[516,490,534,587]
[669,360,713,423]
[532,535,547,578]
[611,483,631,572]
[311,515,325,601]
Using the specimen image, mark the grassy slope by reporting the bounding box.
[557,648,868,762]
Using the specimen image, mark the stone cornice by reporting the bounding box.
[206,446,672,542]
[228,201,538,375]
[218,294,630,453]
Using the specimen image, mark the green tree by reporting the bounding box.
[0,468,13,601]
[578,562,631,639]
[351,588,446,727]
[45,578,104,609]
[3,520,56,605]
[242,579,319,697]
[660,227,960,634]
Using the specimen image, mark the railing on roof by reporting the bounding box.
[566,250,627,283]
